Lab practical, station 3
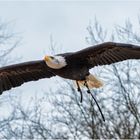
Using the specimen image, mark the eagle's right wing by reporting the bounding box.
[0,60,55,94]
[69,42,140,68]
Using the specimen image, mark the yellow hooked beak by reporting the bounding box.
[44,56,52,62]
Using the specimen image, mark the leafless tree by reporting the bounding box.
[0,18,140,139]
[47,18,140,139]
[0,20,20,67]
[0,95,56,139]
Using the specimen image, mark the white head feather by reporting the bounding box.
[44,55,67,69]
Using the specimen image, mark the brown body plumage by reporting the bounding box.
[0,42,140,94]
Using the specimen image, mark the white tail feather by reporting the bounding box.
[75,74,103,89]
[86,74,103,88]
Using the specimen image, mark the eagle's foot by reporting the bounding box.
[84,80,91,94]
[76,81,83,103]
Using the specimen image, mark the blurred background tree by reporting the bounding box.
[0,17,140,139]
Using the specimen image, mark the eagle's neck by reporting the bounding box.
[46,56,67,69]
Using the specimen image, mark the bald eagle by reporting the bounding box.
[1,41,140,94]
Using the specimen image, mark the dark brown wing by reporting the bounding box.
[69,42,140,68]
[0,60,55,94]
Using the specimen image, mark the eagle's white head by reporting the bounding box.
[44,55,67,69]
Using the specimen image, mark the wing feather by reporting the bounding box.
[69,42,140,68]
[0,60,55,94]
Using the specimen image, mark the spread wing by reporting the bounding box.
[70,42,140,68]
[0,60,55,94]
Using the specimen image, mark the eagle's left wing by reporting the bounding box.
[0,60,55,94]
[70,42,140,68]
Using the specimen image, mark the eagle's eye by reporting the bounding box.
[50,56,54,59]
[44,56,54,62]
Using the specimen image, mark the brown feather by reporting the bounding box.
[68,42,140,68]
[0,60,55,94]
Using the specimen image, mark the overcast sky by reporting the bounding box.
[0,1,140,99]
